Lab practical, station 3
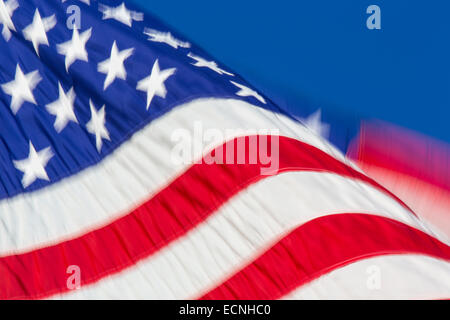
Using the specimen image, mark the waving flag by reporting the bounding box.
[349,121,450,241]
[0,0,449,300]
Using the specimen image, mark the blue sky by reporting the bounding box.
[130,0,450,144]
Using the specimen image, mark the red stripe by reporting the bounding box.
[348,121,450,192]
[0,136,412,299]
[200,213,450,300]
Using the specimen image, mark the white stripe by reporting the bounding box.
[55,171,445,299]
[0,98,354,255]
[283,254,450,300]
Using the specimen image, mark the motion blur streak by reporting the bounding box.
[348,121,450,240]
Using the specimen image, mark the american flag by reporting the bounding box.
[0,0,449,299]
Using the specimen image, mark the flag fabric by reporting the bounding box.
[348,121,450,241]
[0,0,449,300]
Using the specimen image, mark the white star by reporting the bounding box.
[23,9,56,56]
[86,100,110,152]
[99,2,143,27]
[1,64,42,114]
[143,28,190,49]
[97,41,134,90]
[57,28,92,71]
[300,110,330,138]
[13,141,53,188]
[137,59,176,110]
[46,82,78,132]
[230,81,266,104]
[187,52,234,76]
[0,0,18,41]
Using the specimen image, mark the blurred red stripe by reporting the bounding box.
[348,121,450,238]
[348,121,450,192]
